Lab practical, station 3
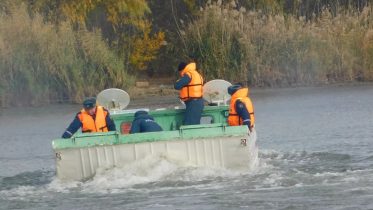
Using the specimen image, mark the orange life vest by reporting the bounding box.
[228,88,255,127]
[78,106,109,133]
[179,63,204,101]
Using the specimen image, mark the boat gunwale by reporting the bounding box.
[52,124,249,150]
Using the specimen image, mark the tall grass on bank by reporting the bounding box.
[182,3,373,87]
[0,6,133,106]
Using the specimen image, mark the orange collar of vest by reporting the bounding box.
[231,88,249,100]
[180,62,197,76]
[80,106,101,115]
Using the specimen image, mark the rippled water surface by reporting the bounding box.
[0,85,373,210]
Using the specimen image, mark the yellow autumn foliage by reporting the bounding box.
[130,21,165,70]
[28,0,163,72]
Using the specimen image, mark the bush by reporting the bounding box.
[0,5,133,106]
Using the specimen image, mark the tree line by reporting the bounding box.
[0,0,372,106]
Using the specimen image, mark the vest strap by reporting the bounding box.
[186,84,203,87]
[99,126,107,132]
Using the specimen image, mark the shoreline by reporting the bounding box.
[250,81,373,93]
[1,81,373,109]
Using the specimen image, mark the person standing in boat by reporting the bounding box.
[61,97,116,138]
[174,61,204,125]
[130,110,163,134]
[227,84,255,132]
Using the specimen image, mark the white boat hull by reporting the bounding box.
[55,131,258,181]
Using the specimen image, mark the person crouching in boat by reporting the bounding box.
[227,84,255,132]
[174,61,204,125]
[61,97,116,138]
[129,110,163,134]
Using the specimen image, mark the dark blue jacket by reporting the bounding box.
[61,108,116,138]
[130,114,163,134]
[174,74,191,90]
[235,100,251,128]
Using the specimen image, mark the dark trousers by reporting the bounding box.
[183,98,204,125]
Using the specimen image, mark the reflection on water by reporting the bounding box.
[0,85,373,209]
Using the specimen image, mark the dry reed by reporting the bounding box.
[0,5,133,106]
[181,3,373,87]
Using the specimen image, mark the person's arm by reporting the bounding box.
[105,111,116,131]
[174,74,191,90]
[235,100,251,128]
[61,114,82,138]
[129,119,141,134]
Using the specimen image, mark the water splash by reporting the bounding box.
[1,149,371,200]
[49,155,253,194]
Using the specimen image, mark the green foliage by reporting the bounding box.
[58,0,150,25]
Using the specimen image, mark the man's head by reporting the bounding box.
[227,84,242,96]
[83,97,96,115]
[177,62,187,72]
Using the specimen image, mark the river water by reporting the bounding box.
[0,85,372,210]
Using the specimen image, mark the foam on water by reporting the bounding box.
[81,155,180,193]
[237,149,373,190]
[1,148,372,210]
[51,154,254,194]
[0,154,261,200]
[0,186,38,200]
[2,148,370,197]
